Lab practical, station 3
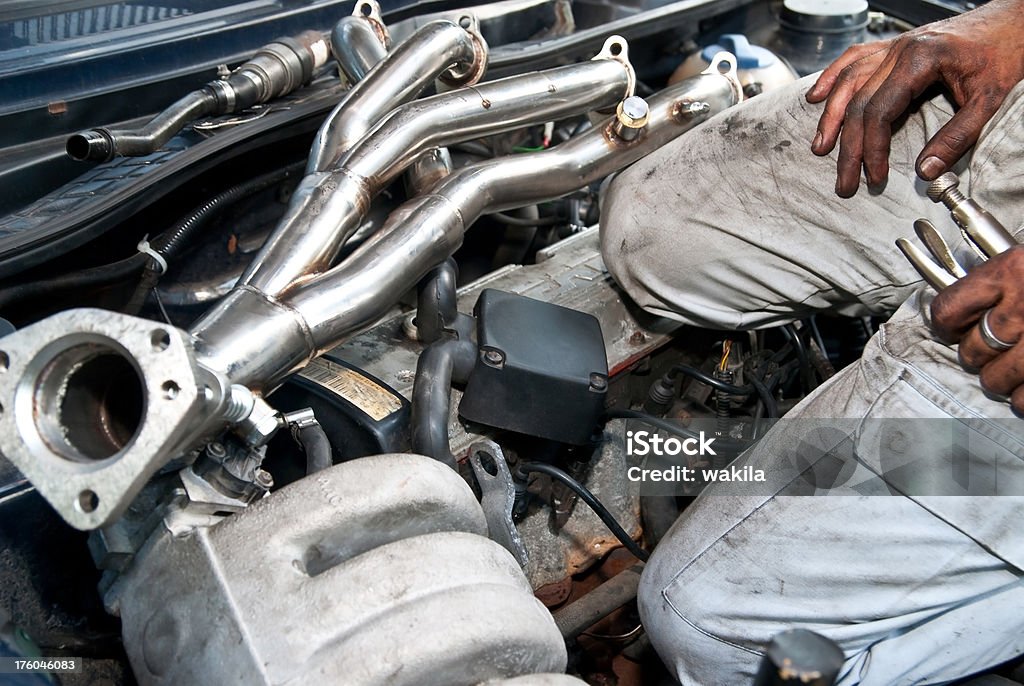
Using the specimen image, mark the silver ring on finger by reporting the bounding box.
[979,309,1016,352]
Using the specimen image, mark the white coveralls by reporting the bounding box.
[600,76,1024,685]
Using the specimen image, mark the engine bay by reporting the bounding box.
[0,1,968,684]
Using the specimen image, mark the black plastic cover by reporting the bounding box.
[459,289,608,445]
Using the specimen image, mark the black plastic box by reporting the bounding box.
[459,289,609,445]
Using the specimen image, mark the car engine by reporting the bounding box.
[0,1,965,684]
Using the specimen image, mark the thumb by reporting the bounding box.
[916,97,1001,180]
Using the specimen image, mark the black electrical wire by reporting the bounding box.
[519,462,650,562]
[782,324,814,392]
[155,160,305,259]
[667,363,748,395]
[745,372,779,422]
[667,364,779,420]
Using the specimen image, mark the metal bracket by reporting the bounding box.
[593,35,636,99]
[468,440,528,567]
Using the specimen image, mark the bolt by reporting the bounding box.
[675,100,711,120]
[613,96,649,142]
[483,349,505,367]
[589,373,608,391]
[255,469,274,489]
[206,442,226,459]
[926,172,966,210]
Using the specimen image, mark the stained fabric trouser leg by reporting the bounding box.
[600,76,1024,685]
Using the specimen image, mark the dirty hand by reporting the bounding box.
[805,0,1024,198]
[930,246,1024,413]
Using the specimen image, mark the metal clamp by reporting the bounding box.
[897,172,1019,292]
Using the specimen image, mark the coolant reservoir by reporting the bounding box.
[669,34,797,97]
[772,0,870,75]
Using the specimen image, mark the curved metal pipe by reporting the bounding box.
[67,31,330,162]
[331,0,390,83]
[306,19,486,175]
[67,90,217,162]
[241,42,633,297]
[192,55,740,390]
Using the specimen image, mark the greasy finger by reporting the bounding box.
[861,56,939,186]
[833,90,870,197]
[916,96,1005,180]
[807,41,891,103]
[979,342,1024,396]
[813,50,889,155]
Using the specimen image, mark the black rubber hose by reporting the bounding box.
[519,462,649,562]
[297,423,333,475]
[415,259,460,344]
[411,338,476,470]
[0,253,146,313]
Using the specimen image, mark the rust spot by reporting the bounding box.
[535,576,572,608]
[47,101,67,116]
[227,234,238,255]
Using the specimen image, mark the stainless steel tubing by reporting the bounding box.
[242,41,635,297]
[306,19,486,175]
[330,0,390,84]
[329,2,455,238]
[192,54,740,391]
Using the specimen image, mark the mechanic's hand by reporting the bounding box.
[805,0,1024,198]
[931,246,1024,413]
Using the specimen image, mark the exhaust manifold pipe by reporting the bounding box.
[0,48,739,530]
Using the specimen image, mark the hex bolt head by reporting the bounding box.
[483,349,505,367]
[206,442,227,459]
[255,469,274,489]
[589,373,608,391]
